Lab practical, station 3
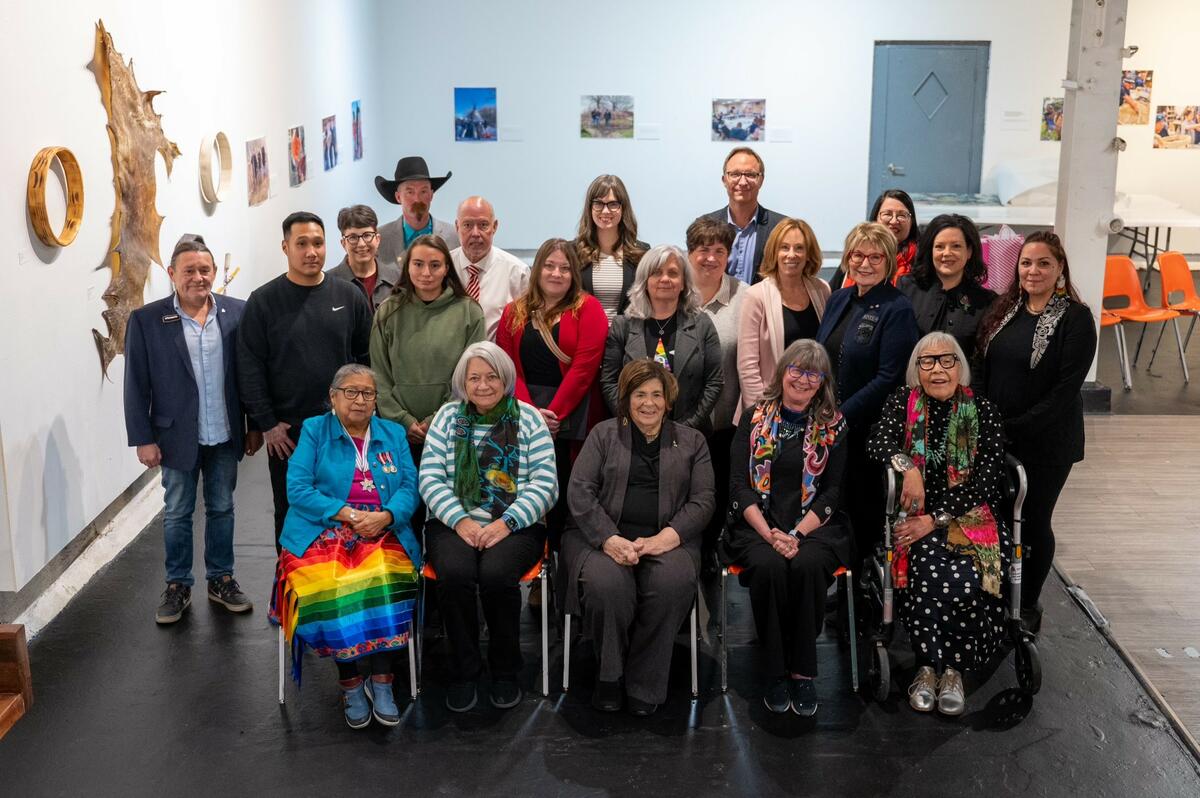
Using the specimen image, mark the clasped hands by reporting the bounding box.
[603,528,679,566]
[455,517,512,550]
[336,506,393,539]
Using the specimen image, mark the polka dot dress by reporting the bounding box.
[868,387,1010,673]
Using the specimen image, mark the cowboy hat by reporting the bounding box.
[375,156,452,203]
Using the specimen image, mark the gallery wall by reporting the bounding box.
[0,0,389,596]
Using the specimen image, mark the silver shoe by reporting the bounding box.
[907,666,937,712]
[937,667,965,715]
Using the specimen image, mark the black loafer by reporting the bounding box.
[489,679,522,710]
[627,696,658,717]
[789,679,818,717]
[445,681,477,713]
[763,679,790,714]
[591,680,623,712]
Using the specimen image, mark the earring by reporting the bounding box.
[1056,275,1065,289]
[622,416,629,426]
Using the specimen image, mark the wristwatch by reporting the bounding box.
[932,510,953,529]
[504,515,520,532]
[890,453,916,474]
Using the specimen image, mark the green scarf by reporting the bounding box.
[452,395,521,513]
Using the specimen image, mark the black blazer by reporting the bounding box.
[704,205,785,284]
[816,282,919,434]
[123,294,248,471]
[897,275,997,361]
[579,239,648,316]
[601,311,724,434]
[980,301,1097,465]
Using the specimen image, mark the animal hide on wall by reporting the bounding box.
[89,20,181,377]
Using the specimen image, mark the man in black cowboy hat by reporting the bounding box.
[375,156,459,269]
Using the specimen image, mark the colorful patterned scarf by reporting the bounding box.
[453,395,520,516]
[894,386,1001,597]
[748,399,844,529]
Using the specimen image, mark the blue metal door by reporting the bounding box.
[868,42,990,209]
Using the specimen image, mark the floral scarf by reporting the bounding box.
[453,395,520,517]
[895,386,1002,597]
[749,399,845,530]
[982,292,1070,369]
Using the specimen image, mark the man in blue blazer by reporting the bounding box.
[124,235,262,625]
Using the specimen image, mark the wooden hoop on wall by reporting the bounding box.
[27,147,84,247]
[199,132,233,203]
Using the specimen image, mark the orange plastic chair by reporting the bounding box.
[1100,311,1132,391]
[1149,252,1200,367]
[1104,255,1188,383]
[718,563,856,693]
[419,540,551,697]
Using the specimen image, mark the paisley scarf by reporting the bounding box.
[895,386,1001,597]
[748,399,845,530]
[453,395,520,517]
[982,293,1070,369]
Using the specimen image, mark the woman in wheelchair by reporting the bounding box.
[867,332,1008,716]
[725,339,849,717]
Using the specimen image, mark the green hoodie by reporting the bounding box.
[370,287,486,430]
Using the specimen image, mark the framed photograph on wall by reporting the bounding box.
[581,95,634,139]
[455,87,497,141]
[712,98,765,142]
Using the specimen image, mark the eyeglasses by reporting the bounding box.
[335,387,377,401]
[341,232,378,245]
[724,171,762,183]
[878,211,911,223]
[591,200,622,213]
[785,365,826,382]
[847,250,887,266]
[916,354,959,371]
[466,373,503,385]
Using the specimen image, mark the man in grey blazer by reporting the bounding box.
[374,155,460,268]
[704,146,785,285]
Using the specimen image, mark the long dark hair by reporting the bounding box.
[574,174,647,265]
[976,230,1085,350]
[868,189,920,250]
[376,234,466,327]
[911,214,986,290]
[506,238,585,333]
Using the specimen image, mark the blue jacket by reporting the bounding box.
[280,412,421,565]
[123,294,247,471]
[816,282,919,433]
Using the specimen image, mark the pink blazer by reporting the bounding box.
[735,274,831,422]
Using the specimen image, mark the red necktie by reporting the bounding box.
[467,264,481,302]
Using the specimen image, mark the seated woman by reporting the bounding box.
[897,214,996,363]
[725,340,849,717]
[272,364,421,730]
[601,245,723,433]
[867,332,1009,716]
[419,342,559,713]
[563,360,714,716]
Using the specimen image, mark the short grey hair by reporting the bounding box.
[329,363,376,393]
[624,245,700,319]
[762,339,839,426]
[451,341,517,401]
[906,332,971,388]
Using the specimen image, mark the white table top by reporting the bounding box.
[913,193,1200,229]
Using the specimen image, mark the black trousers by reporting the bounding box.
[425,519,545,682]
[1019,460,1073,611]
[844,435,884,562]
[704,427,737,556]
[739,534,841,679]
[335,652,394,680]
[544,438,574,552]
[266,425,304,553]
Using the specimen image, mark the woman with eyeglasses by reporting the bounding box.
[575,175,649,320]
[897,214,997,363]
[272,364,422,729]
[329,204,399,312]
[817,223,919,559]
[977,231,1096,635]
[831,190,921,290]
[724,340,849,717]
[866,332,1009,716]
[370,234,486,465]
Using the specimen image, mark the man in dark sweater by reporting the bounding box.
[237,211,372,549]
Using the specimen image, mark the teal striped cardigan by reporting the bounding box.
[419,399,559,530]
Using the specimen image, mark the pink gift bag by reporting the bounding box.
[980,225,1024,294]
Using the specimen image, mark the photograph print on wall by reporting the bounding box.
[246,137,269,206]
[581,95,634,139]
[1119,70,1153,125]
[455,87,497,141]
[712,98,765,142]
[1041,97,1064,142]
[1153,106,1200,149]
[287,125,307,186]
[352,100,363,160]
[322,115,338,171]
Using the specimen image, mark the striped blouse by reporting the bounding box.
[419,399,559,530]
[591,255,625,320]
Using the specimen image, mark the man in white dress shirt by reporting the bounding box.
[450,196,530,339]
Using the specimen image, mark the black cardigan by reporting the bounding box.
[897,275,997,362]
[979,301,1097,465]
[579,238,648,316]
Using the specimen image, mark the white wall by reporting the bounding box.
[0,0,387,593]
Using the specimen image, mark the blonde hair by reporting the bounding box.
[839,222,899,280]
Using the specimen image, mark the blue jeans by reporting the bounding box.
[160,441,239,586]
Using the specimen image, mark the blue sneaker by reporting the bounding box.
[341,681,371,729]
[365,678,400,726]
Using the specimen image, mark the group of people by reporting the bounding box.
[123,147,1098,730]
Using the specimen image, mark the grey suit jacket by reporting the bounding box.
[376,216,460,269]
[327,257,402,311]
[561,418,715,614]
[601,311,724,434]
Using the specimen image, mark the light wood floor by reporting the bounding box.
[1055,414,1200,738]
